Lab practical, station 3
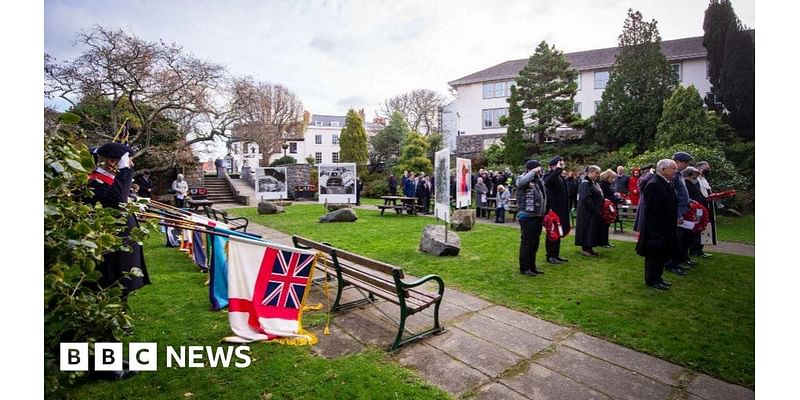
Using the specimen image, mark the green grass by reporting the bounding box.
[715,214,755,244]
[67,235,450,400]
[233,204,755,388]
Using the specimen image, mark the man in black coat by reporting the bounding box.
[134,170,154,198]
[387,175,398,195]
[636,159,679,290]
[87,143,151,296]
[543,156,570,264]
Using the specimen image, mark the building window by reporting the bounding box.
[315,134,322,144]
[331,121,340,127]
[483,83,493,99]
[332,152,339,163]
[315,152,322,164]
[332,134,339,144]
[573,102,582,116]
[672,63,682,82]
[482,108,508,129]
[575,74,582,91]
[594,70,609,89]
[289,142,297,154]
[494,82,506,98]
[508,81,516,91]
[594,101,602,113]
[314,121,323,126]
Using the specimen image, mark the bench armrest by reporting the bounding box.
[398,274,445,296]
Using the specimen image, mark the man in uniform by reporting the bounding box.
[516,160,548,276]
[543,156,570,264]
[88,142,151,297]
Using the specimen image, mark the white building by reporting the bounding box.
[228,141,263,174]
[267,113,386,165]
[445,35,713,156]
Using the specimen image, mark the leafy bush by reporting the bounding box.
[270,155,297,166]
[363,173,391,198]
[723,141,755,183]
[45,114,156,396]
[627,143,752,210]
[483,144,505,169]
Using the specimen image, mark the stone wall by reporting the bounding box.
[285,164,311,198]
[456,133,505,157]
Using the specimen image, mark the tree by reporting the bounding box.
[379,89,447,134]
[501,85,527,167]
[702,0,755,140]
[45,26,227,157]
[395,132,432,175]
[369,111,409,171]
[229,77,305,166]
[339,109,369,174]
[655,85,719,148]
[594,9,678,151]
[515,40,578,143]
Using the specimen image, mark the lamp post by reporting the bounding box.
[282,141,289,158]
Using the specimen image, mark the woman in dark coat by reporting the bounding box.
[575,166,604,256]
[87,143,150,297]
[598,169,620,248]
[543,156,571,263]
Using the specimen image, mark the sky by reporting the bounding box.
[44,0,755,120]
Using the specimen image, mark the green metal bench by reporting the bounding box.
[292,235,446,351]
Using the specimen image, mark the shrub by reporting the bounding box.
[45,114,156,396]
[270,155,297,166]
[363,173,390,198]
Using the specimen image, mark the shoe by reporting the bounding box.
[648,283,670,290]
[547,257,561,264]
[668,267,688,276]
[660,279,673,286]
[590,250,599,256]
[581,250,594,257]
[686,260,698,267]
[603,244,614,248]
[700,252,712,258]
[521,270,537,276]
[555,257,569,262]
[532,269,544,275]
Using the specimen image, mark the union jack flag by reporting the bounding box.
[261,250,315,309]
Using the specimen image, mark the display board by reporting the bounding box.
[318,163,357,204]
[434,148,451,223]
[255,167,288,200]
[456,158,472,208]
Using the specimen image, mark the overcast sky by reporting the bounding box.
[45,0,754,119]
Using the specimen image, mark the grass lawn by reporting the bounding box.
[715,214,755,244]
[67,235,449,400]
[233,204,755,388]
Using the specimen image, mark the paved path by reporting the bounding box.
[230,215,754,400]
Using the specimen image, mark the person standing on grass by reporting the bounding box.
[614,165,629,196]
[516,160,548,277]
[495,184,510,223]
[636,159,679,291]
[627,167,641,205]
[665,151,694,276]
[387,174,398,195]
[692,161,714,257]
[598,169,620,249]
[575,165,603,257]
[416,175,431,214]
[543,156,570,265]
[475,177,489,218]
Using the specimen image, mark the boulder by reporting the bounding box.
[326,203,352,212]
[450,209,476,231]
[319,208,358,223]
[258,201,284,215]
[419,225,461,256]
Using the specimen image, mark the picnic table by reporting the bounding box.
[186,199,214,214]
[480,197,518,220]
[378,196,418,216]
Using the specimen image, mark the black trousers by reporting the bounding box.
[519,216,544,273]
[645,256,666,286]
[676,227,693,262]
[546,237,560,258]
[496,207,505,223]
[175,197,185,208]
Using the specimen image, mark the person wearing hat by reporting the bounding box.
[543,156,570,264]
[134,169,154,198]
[515,160,548,276]
[664,151,695,275]
[87,142,151,296]
[171,173,189,208]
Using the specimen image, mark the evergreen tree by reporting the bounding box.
[702,0,754,140]
[395,132,432,175]
[515,40,578,143]
[594,9,678,151]
[502,85,527,167]
[339,109,369,170]
[655,85,719,148]
[369,111,408,170]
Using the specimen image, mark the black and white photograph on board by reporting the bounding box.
[255,167,288,200]
[318,163,357,204]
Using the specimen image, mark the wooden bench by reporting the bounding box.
[207,208,249,232]
[614,204,638,233]
[376,204,405,215]
[292,235,446,351]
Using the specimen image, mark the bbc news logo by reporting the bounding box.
[60,343,252,371]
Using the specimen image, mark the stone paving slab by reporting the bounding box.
[425,327,524,377]
[394,343,491,397]
[440,288,493,311]
[455,313,552,358]
[329,308,397,348]
[501,362,611,400]
[687,374,754,400]
[536,347,673,400]
[479,305,567,340]
[561,332,685,386]
[475,382,529,400]
[307,325,364,358]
